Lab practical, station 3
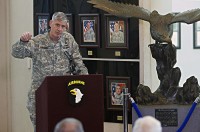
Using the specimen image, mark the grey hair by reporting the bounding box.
[132,116,162,132]
[54,118,84,132]
[51,12,68,23]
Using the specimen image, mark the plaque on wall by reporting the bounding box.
[155,109,178,127]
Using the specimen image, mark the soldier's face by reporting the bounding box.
[116,86,122,95]
[87,22,91,28]
[114,23,119,32]
[49,19,67,41]
[41,21,45,29]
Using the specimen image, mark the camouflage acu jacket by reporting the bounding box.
[12,31,88,126]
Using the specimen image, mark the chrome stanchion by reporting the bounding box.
[123,88,129,132]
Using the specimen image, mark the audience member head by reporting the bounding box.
[132,116,162,132]
[54,118,84,132]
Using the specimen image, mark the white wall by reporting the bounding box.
[172,0,200,86]
[139,0,152,89]
[0,0,11,131]
[10,0,33,131]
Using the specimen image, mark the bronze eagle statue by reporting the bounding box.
[87,0,200,44]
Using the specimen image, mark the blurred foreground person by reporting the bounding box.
[54,118,84,132]
[132,116,162,132]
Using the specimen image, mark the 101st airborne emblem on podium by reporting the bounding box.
[67,80,86,105]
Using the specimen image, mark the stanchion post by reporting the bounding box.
[123,88,128,132]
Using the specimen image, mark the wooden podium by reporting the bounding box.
[36,74,104,132]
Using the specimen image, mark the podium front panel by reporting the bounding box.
[36,74,104,132]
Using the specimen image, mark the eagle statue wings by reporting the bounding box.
[87,0,200,44]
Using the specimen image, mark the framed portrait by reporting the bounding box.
[65,14,73,35]
[78,14,99,48]
[172,23,181,49]
[35,13,49,35]
[106,76,130,110]
[105,14,129,49]
[193,21,200,49]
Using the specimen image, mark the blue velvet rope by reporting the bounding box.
[132,102,143,118]
[177,102,197,132]
[130,95,199,132]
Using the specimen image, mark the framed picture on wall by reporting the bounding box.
[65,14,73,35]
[106,76,130,110]
[78,14,100,48]
[35,13,50,35]
[104,14,129,49]
[172,23,181,49]
[193,21,200,49]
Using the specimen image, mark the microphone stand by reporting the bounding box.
[64,51,77,75]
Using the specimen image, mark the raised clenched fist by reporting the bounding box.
[20,32,32,42]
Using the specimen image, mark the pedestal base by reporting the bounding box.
[132,105,200,132]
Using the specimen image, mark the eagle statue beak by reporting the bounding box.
[70,89,77,95]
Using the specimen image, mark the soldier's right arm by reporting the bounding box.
[12,32,33,59]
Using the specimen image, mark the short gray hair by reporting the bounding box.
[52,12,68,23]
[132,116,162,132]
[54,118,84,132]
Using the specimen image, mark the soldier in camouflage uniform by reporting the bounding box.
[110,21,124,43]
[11,12,88,129]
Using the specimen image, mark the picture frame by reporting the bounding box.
[78,14,100,48]
[104,14,129,49]
[65,14,73,35]
[172,23,181,49]
[35,13,50,35]
[193,21,200,49]
[106,76,130,110]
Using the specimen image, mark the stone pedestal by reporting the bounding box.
[132,105,200,132]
